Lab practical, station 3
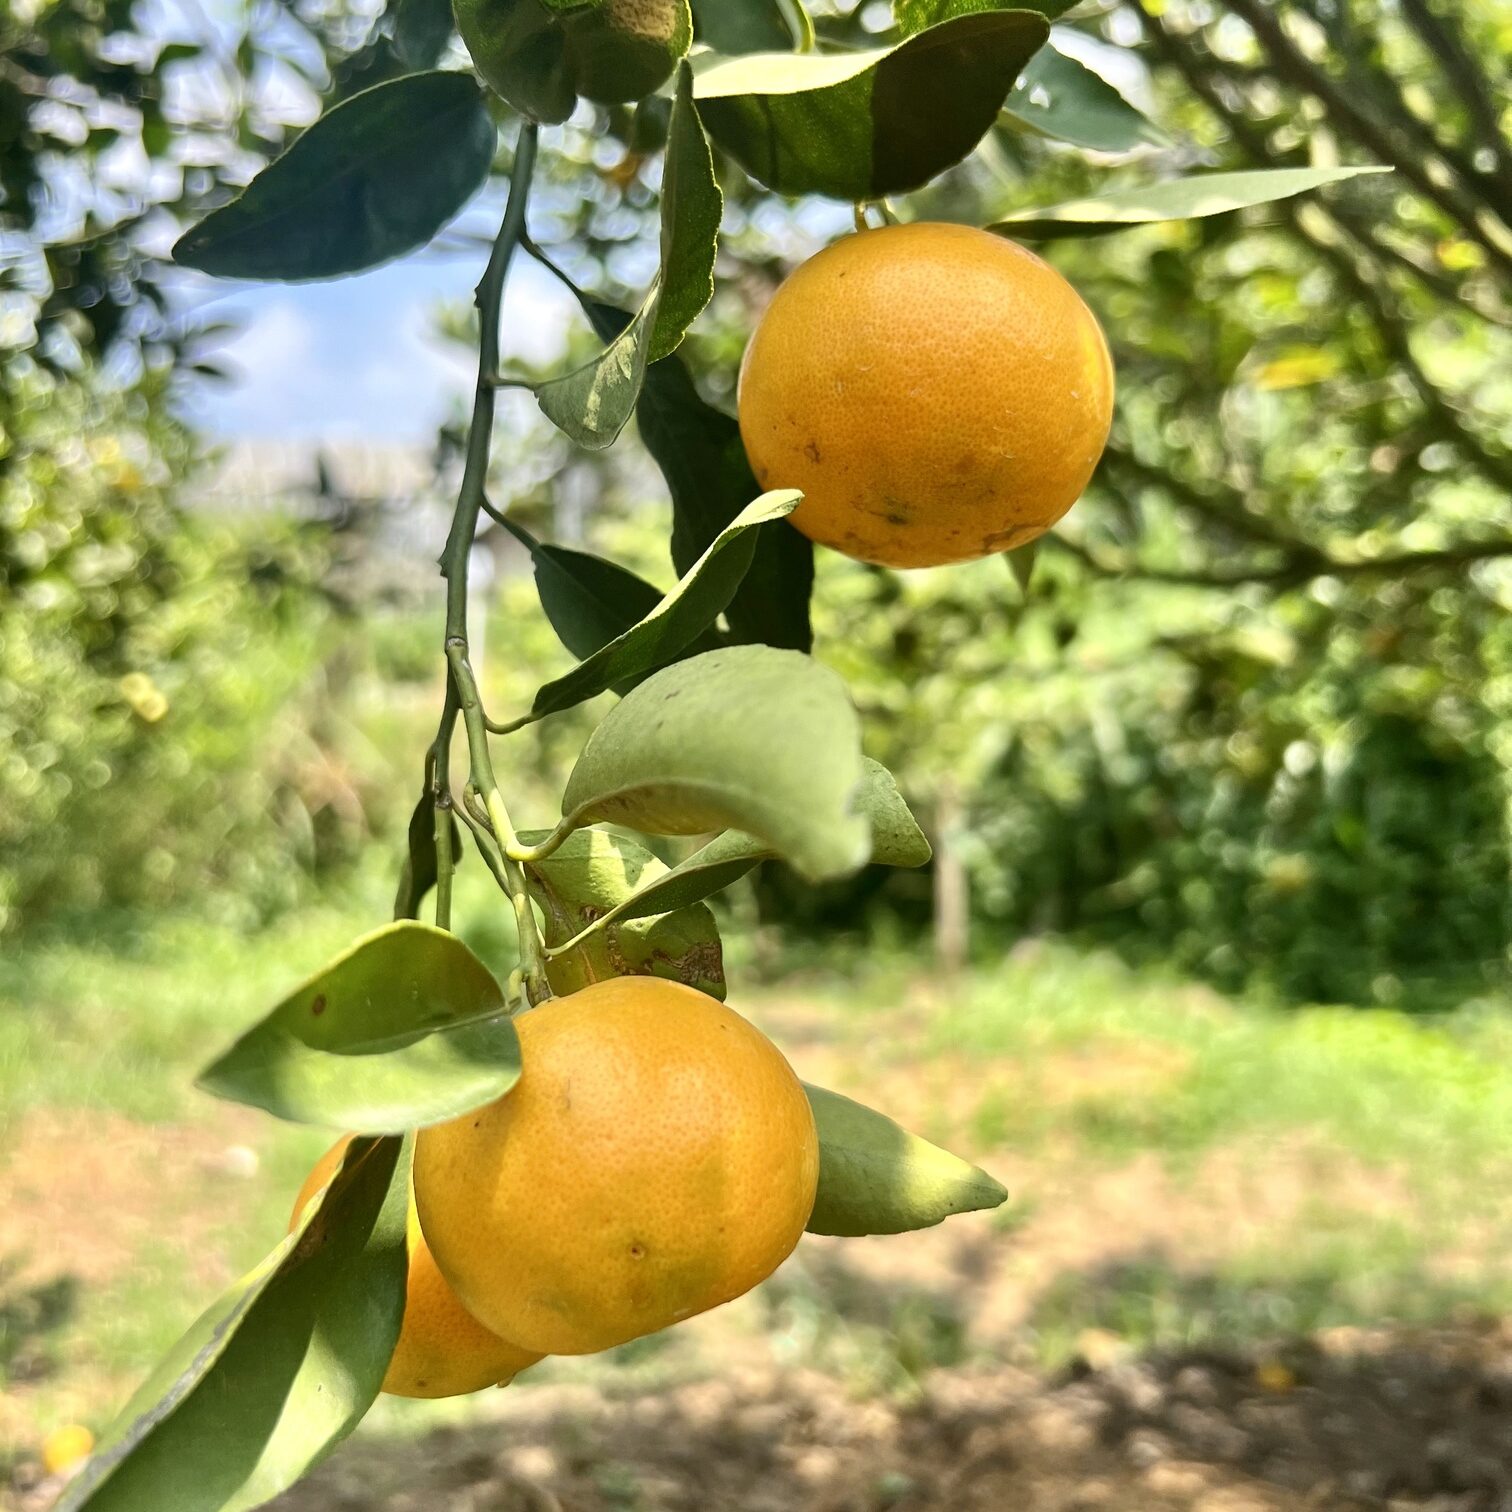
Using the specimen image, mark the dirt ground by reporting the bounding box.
[269,1329,1512,1510]
[11,991,1512,1511]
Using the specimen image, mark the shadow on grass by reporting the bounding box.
[0,1258,78,1389]
[259,1248,1512,1512]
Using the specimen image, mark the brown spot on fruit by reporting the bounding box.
[311,994,327,1016]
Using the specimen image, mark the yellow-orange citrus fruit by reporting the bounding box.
[414,977,818,1356]
[41,1425,94,1478]
[737,221,1115,568]
[291,1138,541,1399]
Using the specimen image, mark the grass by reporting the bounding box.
[4,911,1512,1470]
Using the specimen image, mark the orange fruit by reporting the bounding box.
[414,978,818,1356]
[737,221,1115,568]
[291,1137,541,1399]
[41,1425,94,1478]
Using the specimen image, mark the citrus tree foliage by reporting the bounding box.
[50,0,1492,1505]
[0,371,344,930]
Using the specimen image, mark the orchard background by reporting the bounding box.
[4,1,1512,1509]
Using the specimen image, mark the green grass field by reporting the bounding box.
[5,901,1512,1487]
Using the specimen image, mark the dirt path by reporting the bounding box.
[251,1323,1512,1512]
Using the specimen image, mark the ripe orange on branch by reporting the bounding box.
[291,1138,542,1399]
[737,221,1115,568]
[415,977,819,1356]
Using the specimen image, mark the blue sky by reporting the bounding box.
[176,236,577,444]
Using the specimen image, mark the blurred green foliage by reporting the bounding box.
[0,370,340,928]
[4,0,1509,1010]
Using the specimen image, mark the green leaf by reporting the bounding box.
[692,0,806,53]
[991,165,1393,237]
[1008,537,1039,596]
[520,829,726,999]
[805,1085,1007,1236]
[1003,45,1166,152]
[582,299,814,652]
[197,922,519,1129]
[692,9,1048,199]
[172,73,496,281]
[895,0,1076,30]
[536,62,720,447]
[392,0,457,67]
[560,644,868,882]
[59,1136,408,1512]
[453,0,578,123]
[393,790,462,921]
[518,491,799,722]
[495,514,666,668]
[547,756,931,934]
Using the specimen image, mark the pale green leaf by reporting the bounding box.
[197,922,518,1130]
[560,644,868,881]
[991,165,1393,238]
[520,828,725,999]
[59,1136,408,1512]
[535,62,720,445]
[805,1085,1007,1236]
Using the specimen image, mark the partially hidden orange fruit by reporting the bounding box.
[414,977,819,1356]
[737,221,1115,568]
[291,1137,541,1399]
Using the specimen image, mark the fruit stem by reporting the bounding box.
[427,121,552,1005]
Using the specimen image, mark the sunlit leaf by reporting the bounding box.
[197,923,518,1129]
[1003,44,1166,152]
[560,644,868,881]
[990,165,1393,237]
[805,1085,1007,1235]
[692,9,1048,199]
[518,491,799,721]
[172,73,496,280]
[536,63,720,445]
[59,1136,408,1512]
[520,828,725,998]
[895,0,1076,31]
[547,757,931,933]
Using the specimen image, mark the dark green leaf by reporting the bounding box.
[693,10,1048,199]
[197,922,519,1129]
[393,790,463,921]
[172,72,496,281]
[520,828,725,998]
[536,63,720,446]
[583,299,814,652]
[805,1085,1007,1236]
[1004,45,1166,152]
[990,165,1393,237]
[393,0,456,67]
[560,644,868,881]
[692,0,806,54]
[518,490,800,722]
[454,0,577,123]
[59,1136,408,1512]
[494,513,665,667]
